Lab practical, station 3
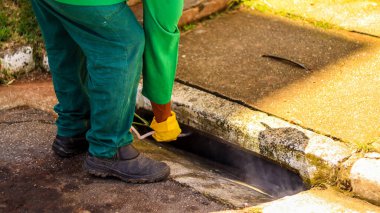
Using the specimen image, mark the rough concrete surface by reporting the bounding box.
[176,9,380,145]
[218,188,380,213]
[136,82,354,186]
[350,153,380,206]
[0,107,230,212]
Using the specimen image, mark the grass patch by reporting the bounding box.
[0,0,42,47]
[0,0,44,76]
[0,68,15,85]
[16,1,41,44]
[0,9,12,42]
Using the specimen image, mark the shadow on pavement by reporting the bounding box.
[177,10,366,103]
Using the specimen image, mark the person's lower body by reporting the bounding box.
[32,0,169,182]
[141,0,184,141]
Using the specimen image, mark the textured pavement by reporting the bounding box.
[0,107,228,212]
[176,9,380,146]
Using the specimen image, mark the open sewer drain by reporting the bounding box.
[135,109,307,199]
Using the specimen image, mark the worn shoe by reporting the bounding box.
[83,144,170,183]
[52,134,89,157]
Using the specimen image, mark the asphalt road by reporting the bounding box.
[0,107,228,212]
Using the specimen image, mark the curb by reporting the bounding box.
[350,153,380,206]
[136,81,380,206]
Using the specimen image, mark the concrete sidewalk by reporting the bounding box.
[248,0,380,37]
[175,9,380,147]
[136,9,380,206]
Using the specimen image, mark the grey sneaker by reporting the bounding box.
[83,144,170,183]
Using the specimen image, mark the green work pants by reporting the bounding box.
[32,0,144,158]
[142,0,184,104]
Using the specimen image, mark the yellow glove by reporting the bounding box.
[150,111,182,142]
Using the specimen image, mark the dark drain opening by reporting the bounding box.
[135,109,307,198]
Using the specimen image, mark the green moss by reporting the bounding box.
[0,28,12,42]
[306,154,337,186]
[313,20,334,29]
[354,142,373,153]
[0,68,15,85]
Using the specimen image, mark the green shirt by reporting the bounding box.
[55,0,125,6]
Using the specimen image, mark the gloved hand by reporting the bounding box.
[150,111,182,142]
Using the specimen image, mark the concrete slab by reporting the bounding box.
[217,188,380,213]
[176,9,380,146]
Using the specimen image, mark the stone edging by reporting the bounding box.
[0,46,35,74]
[136,82,380,206]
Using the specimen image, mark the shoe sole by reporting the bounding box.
[83,159,170,184]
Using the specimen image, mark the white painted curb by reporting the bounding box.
[0,46,35,74]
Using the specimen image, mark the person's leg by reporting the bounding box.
[31,0,90,138]
[33,0,169,183]
[142,0,184,105]
[44,2,144,158]
[142,0,184,141]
